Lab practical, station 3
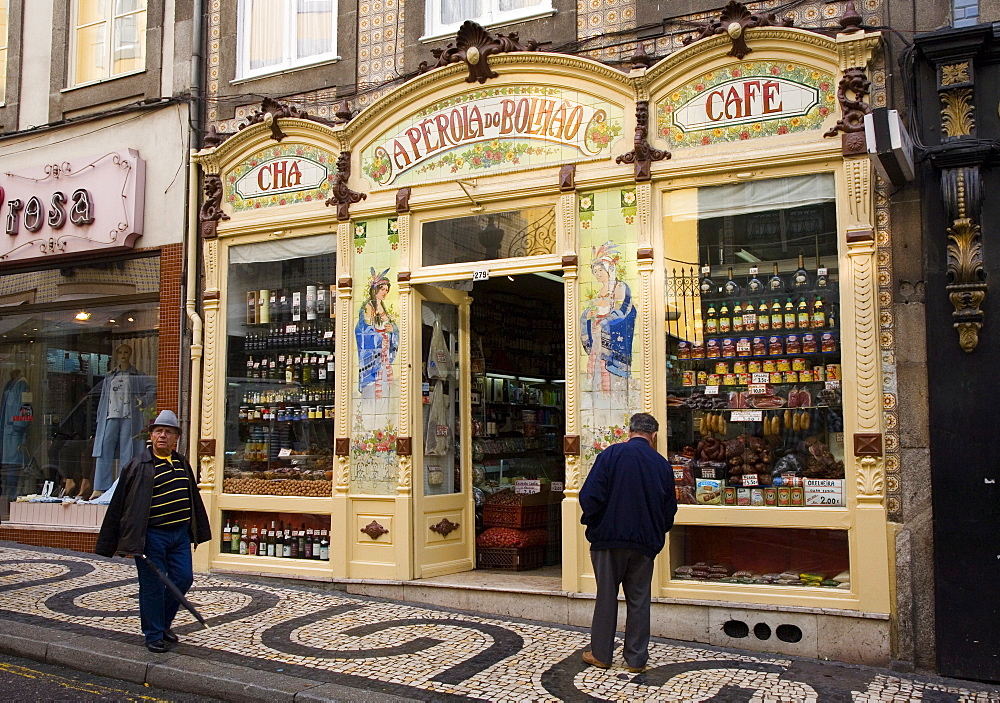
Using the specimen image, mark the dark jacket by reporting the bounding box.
[579,436,677,560]
[95,447,212,557]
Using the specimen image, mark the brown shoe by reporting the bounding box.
[626,665,647,673]
[583,651,610,669]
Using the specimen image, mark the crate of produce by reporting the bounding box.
[483,503,548,529]
[477,545,545,571]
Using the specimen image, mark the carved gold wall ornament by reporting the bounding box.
[856,456,884,503]
[397,455,412,494]
[361,521,389,540]
[564,455,581,493]
[940,88,975,138]
[940,62,970,87]
[336,455,350,492]
[429,518,460,537]
[198,455,216,490]
[423,20,541,84]
[946,216,986,352]
[682,0,793,59]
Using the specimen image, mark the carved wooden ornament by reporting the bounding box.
[683,1,793,60]
[430,518,460,537]
[361,520,389,540]
[325,151,367,221]
[428,21,541,84]
[199,174,230,238]
[616,101,670,182]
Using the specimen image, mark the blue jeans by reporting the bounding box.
[135,524,193,645]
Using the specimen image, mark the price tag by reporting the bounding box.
[285,324,297,334]
[551,481,564,492]
[748,385,767,396]
[472,269,490,281]
[742,474,760,486]
[436,424,449,436]
[749,266,759,275]
[818,267,828,276]
[736,339,751,353]
[701,265,711,274]
[704,385,719,395]
[323,331,334,339]
[742,314,756,326]
[825,380,841,389]
[731,410,763,422]
[514,479,541,494]
[278,447,292,457]
[751,372,771,384]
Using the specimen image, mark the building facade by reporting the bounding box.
[191,0,916,667]
[0,0,198,550]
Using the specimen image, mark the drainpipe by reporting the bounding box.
[185,0,206,462]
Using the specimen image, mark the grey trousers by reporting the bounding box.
[589,548,654,668]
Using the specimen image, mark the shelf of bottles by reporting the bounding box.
[225,284,336,498]
[221,511,330,561]
[666,254,846,508]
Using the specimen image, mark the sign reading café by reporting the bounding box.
[361,86,625,187]
[657,61,837,149]
[0,149,145,265]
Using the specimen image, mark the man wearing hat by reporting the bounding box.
[96,410,211,653]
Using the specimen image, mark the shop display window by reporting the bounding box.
[421,207,555,267]
[220,510,330,560]
[0,255,160,511]
[224,239,336,497]
[670,526,850,589]
[664,174,846,507]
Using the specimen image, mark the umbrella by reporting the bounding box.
[138,554,210,629]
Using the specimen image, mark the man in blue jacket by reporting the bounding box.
[579,412,677,673]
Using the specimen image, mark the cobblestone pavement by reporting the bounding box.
[1,543,998,702]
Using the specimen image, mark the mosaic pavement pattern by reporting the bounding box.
[0,544,997,702]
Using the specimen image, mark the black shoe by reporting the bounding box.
[146,640,169,653]
[163,629,179,643]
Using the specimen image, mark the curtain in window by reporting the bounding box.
[297,0,334,60]
[0,0,8,104]
[247,0,284,71]
[440,0,481,25]
[112,0,146,75]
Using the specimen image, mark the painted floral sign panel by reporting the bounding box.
[350,217,401,495]
[226,144,336,212]
[657,62,836,149]
[361,86,625,189]
[578,189,643,474]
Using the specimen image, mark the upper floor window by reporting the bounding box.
[71,0,147,86]
[0,0,8,103]
[426,0,552,39]
[237,0,338,79]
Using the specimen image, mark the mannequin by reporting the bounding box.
[91,344,155,496]
[0,369,31,500]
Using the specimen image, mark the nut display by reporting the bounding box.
[223,478,333,497]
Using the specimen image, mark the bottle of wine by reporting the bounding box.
[770,299,783,330]
[723,267,740,297]
[792,252,810,290]
[783,298,796,329]
[282,526,292,558]
[699,265,716,297]
[826,302,836,329]
[239,526,248,555]
[747,267,763,295]
[757,300,770,331]
[298,523,307,557]
[704,304,718,335]
[811,296,825,328]
[249,526,259,556]
[222,520,232,553]
[319,531,330,561]
[267,521,276,557]
[815,260,829,289]
[767,263,784,293]
[305,528,314,559]
[797,298,810,329]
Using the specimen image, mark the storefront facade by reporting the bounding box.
[0,105,191,549]
[193,22,895,663]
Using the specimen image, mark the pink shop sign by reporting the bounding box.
[0,149,145,265]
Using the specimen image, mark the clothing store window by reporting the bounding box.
[237,0,338,79]
[71,0,148,86]
[0,254,160,510]
[424,0,553,39]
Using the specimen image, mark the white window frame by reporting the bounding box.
[423,0,555,42]
[0,0,8,105]
[236,0,340,81]
[69,0,148,88]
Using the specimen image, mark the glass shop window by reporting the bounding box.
[0,255,160,513]
[224,237,337,498]
[421,207,555,267]
[663,174,846,509]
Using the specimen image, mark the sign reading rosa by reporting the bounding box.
[366,94,615,186]
[0,149,144,266]
[672,77,819,132]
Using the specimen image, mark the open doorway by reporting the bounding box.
[469,272,566,577]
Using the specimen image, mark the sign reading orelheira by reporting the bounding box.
[361,86,624,187]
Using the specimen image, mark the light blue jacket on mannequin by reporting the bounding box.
[90,365,156,459]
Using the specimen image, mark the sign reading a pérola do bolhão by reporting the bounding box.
[361,86,625,188]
